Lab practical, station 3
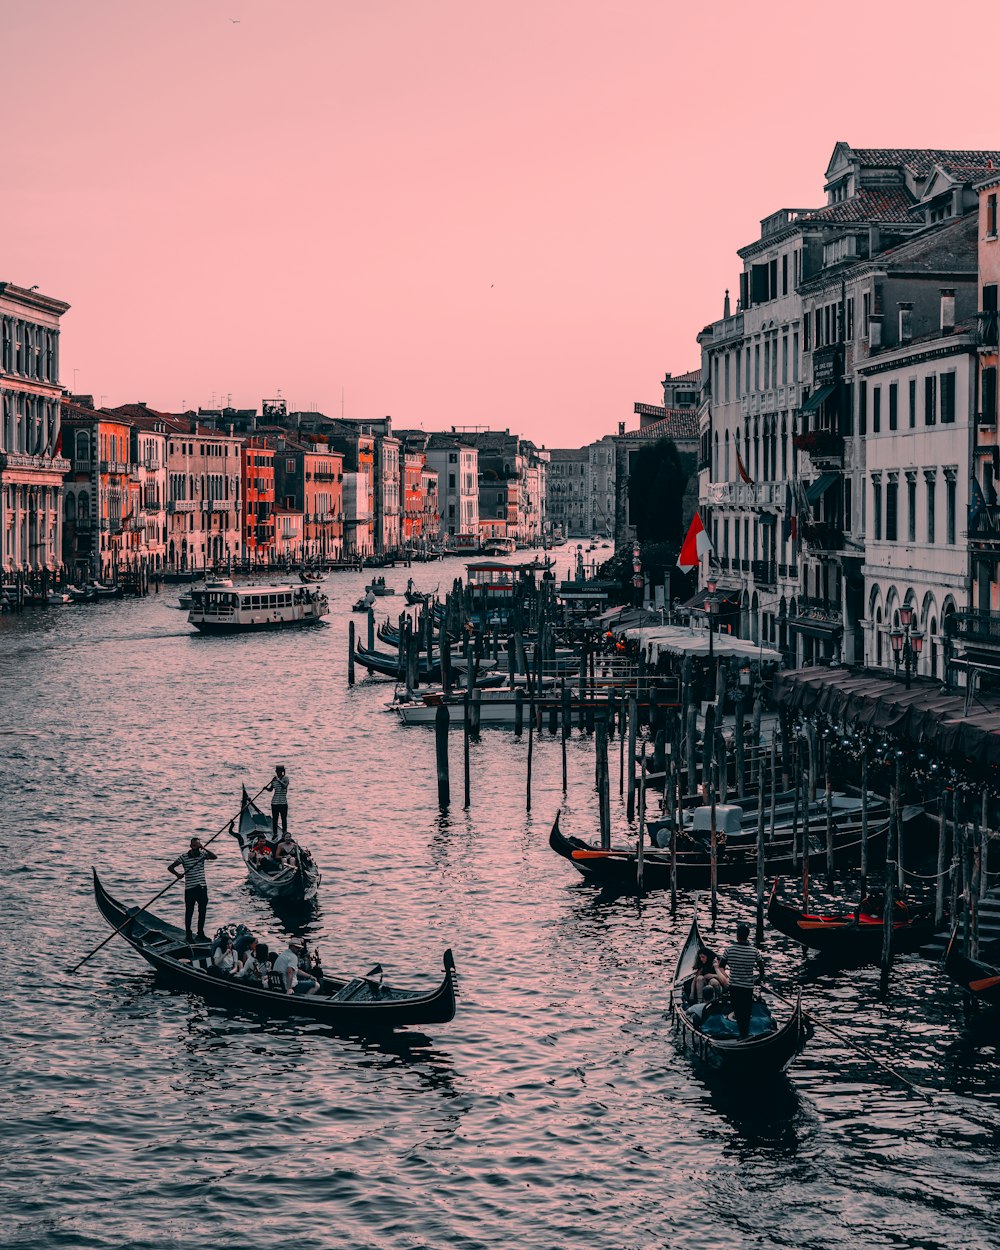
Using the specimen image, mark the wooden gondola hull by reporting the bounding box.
[548,813,887,891]
[92,871,457,1029]
[767,892,935,957]
[353,643,441,681]
[943,934,1000,1005]
[669,914,810,1076]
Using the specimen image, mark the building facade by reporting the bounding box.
[0,283,70,575]
[547,449,589,537]
[272,435,344,561]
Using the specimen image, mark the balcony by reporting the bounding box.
[100,460,130,475]
[311,471,337,482]
[968,503,1000,542]
[167,500,197,513]
[799,520,844,552]
[751,559,777,588]
[793,429,844,466]
[975,310,999,349]
[709,480,784,509]
[209,499,234,512]
[946,609,1000,647]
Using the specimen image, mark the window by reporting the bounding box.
[925,472,936,543]
[925,375,937,425]
[889,383,898,431]
[908,378,917,429]
[907,473,916,542]
[940,371,956,423]
[846,297,854,340]
[844,478,852,532]
[872,386,881,434]
[885,476,898,541]
[858,379,867,436]
[803,314,811,352]
[872,478,882,541]
[782,254,788,296]
[792,332,799,382]
[862,292,871,337]
[989,193,998,238]
[946,475,956,544]
[449,473,456,488]
[983,366,997,425]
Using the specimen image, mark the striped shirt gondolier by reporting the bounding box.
[271,775,289,808]
[722,941,762,988]
[177,850,209,890]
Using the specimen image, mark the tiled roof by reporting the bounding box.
[799,187,916,224]
[667,368,701,383]
[619,410,700,442]
[549,448,589,462]
[875,209,978,271]
[852,148,1000,179]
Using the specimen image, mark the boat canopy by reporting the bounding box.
[617,623,782,663]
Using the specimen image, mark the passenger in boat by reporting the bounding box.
[236,940,269,982]
[272,939,321,995]
[691,947,729,1002]
[212,934,238,975]
[688,984,721,1026]
[168,836,218,943]
[721,923,765,1039]
[275,830,299,862]
[233,930,257,963]
[267,764,289,838]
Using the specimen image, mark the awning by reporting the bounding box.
[805,471,840,504]
[788,617,842,639]
[681,585,741,611]
[801,383,837,414]
[618,623,782,664]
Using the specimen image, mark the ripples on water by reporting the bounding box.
[3,556,1000,1250]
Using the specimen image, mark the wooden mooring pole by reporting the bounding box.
[435,703,450,809]
[347,620,355,687]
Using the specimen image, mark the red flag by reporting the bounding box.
[676,512,713,573]
[735,445,754,485]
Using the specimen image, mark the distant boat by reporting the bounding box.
[188,583,328,633]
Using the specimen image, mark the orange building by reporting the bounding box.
[61,400,135,579]
[271,434,343,561]
[401,449,425,542]
[243,436,275,565]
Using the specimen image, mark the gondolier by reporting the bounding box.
[267,764,289,837]
[168,837,218,943]
[722,922,765,1039]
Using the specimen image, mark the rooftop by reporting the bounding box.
[619,409,700,443]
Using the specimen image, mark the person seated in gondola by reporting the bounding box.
[275,830,299,863]
[688,983,722,1027]
[211,933,238,976]
[235,940,270,982]
[272,939,321,995]
[250,837,278,871]
[690,947,729,1002]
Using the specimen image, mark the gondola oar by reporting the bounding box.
[69,781,272,974]
[766,986,934,1103]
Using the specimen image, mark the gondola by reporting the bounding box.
[767,881,935,957]
[92,871,457,1030]
[299,569,325,584]
[943,927,1000,1006]
[353,642,441,681]
[548,811,888,891]
[233,788,322,906]
[669,914,810,1076]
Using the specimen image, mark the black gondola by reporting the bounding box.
[353,642,441,681]
[548,811,888,891]
[233,788,321,906]
[767,881,935,957]
[943,927,1000,1005]
[669,914,810,1076]
[92,871,457,1030]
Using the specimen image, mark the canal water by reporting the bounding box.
[3,553,1000,1250]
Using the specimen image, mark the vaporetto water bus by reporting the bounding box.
[187,583,329,633]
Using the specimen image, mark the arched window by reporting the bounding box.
[78,491,90,525]
[64,492,76,523]
[724,431,730,481]
[75,430,90,465]
[875,608,883,667]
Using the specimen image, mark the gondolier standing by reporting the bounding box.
[268,764,289,838]
[722,922,765,1039]
[168,837,217,943]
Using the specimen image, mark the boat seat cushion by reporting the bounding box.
[697,1000,778,1039]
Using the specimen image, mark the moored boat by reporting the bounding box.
[233,788,321,906]
[548,810,888,891]
[767,881,935,956]
[943,927,1000,1005]
[669,914,810,1076]
[188,583,328,633]
[92,871,457,1030]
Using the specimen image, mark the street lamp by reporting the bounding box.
[705,575,720,665]
[889,605,924,689]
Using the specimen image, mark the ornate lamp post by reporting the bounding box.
[889,604,924,690]
[705,575,720,665]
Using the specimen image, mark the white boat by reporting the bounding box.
[188,583,328,633]
[178,576,234,610]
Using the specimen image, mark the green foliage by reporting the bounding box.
[627,438,687,545]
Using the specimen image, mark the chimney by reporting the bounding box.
[723,288,731,318]
[868,313,883,350]
[897,301,913,343]
[940,288,956,334]
[618,422,626,436]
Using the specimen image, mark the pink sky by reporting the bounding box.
[4,1,999,446]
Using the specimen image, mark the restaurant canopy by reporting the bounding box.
[772,668,1000,769]
[617,623,782,663]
